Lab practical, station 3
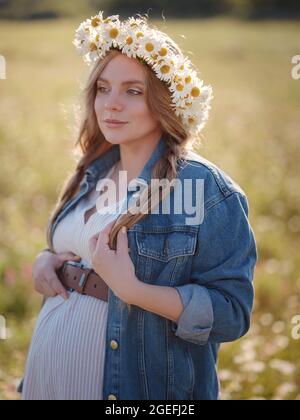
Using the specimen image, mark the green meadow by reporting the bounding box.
[0,17,300,400]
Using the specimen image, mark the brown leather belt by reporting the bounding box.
[57,261,109,302]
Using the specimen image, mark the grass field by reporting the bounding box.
[0,17,300,400]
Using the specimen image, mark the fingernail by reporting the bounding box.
[122,227,127,234]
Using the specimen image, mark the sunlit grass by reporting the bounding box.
[0,17,300,400]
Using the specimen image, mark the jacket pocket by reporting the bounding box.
[134,225,198,284]
[136,225,197,262]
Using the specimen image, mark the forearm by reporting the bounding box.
[128,279,184,324]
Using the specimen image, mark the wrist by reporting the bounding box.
[124,276,144,306]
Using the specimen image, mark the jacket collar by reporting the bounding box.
[85,134,167,186]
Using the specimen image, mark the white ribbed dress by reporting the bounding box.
[22,161,126,400]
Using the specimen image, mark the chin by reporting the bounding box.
[103,134,131,145]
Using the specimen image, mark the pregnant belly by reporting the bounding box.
[23,292,109,400]
[28,291,109,368]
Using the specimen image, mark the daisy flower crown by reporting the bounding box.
[73,11,213,136]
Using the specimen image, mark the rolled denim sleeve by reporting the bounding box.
[171,284,214,345]
[170,192,257,346]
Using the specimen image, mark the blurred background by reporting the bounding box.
[0,0,300,400]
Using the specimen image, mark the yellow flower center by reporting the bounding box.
[191,87,201,98]
[151,54,158,61]
[136,32,144,39]
[145,43,154,52]
[95,34,100,42]
[109,28,119,39]
[91,17,101,27]
[158,47,168,57]
[174,75,182,82]
[126,36,133,45]
[89,42,98,52]
[185,76,192,84]
[161,65,171,74]
[103,18,111,24]
[188,117,195,124]
[176,84,184,92]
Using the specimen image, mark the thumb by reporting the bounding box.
[49,274,69,300]
[89,233,99,255]
[116,226,129,256]
[59,252,81,262]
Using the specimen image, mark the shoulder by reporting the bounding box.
[177,150,248,211]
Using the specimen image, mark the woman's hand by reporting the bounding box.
[88,221,140,304]
[32,250,82,300]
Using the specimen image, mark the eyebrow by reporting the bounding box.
[97,77,145,86]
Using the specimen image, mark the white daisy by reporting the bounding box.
[152,56,177,83]
[192,84,214,107]
[100,19,123,48]
[137,31,161,60]
[121,33,140,58]
[169,74,194,101]
[124,16,148,31]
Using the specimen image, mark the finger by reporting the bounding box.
[47,274,69,300]
[96,220,115,249]
[34,278,56,297]
[90,232,100,241]
[58,252,81,262]
[88,234,99,255]
[116,226,129,256]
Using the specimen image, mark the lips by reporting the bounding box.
[105,119,127,124]
[104,120,128,129]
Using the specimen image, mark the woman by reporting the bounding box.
[21,12,257,400]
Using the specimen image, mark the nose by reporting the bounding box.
[104,92,123,112]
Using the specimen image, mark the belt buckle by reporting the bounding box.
[65,261,94,295]
[65,260,85,269]
[78,269,93,295]
[64,260,87,293]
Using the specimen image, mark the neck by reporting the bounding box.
[118,130,162,183]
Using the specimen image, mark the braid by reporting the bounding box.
[109,137,189,313]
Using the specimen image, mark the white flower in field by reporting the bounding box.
[273,335,289,350]
[240,361,266,373]
[276,383,297,398]
[233,349,256,365]
[219,370,233,382]
[260,313,274,327]
[272,321,286,334]
[270,359,296,375]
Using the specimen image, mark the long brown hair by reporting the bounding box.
[46,46,202,309]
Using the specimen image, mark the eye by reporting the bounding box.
[128,89,142,95]
[97,87,142,95]
[97,86,107,93]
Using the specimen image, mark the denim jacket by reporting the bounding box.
[30,135,258,400]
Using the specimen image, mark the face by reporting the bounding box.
[95,52,162,147]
